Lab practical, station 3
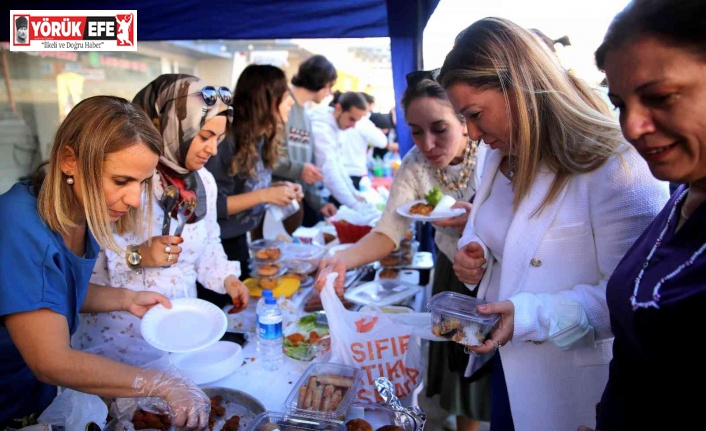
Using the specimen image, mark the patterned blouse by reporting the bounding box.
[374,145,483,262]
[72,168,239,350]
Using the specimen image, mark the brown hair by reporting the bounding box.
[230,64,288,177]
[440,17,623,212]
[596,0,706,70]
[36,95,162,251]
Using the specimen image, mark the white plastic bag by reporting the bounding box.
[37,389,108,431]
[320,273,424,403]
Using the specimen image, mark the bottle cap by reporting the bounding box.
[262,290,273,297]
[265,296,277,305]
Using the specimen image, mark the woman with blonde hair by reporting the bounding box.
[443,17,669,430]
[0,96,209,427]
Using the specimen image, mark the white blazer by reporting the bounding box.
[458,146,669,431]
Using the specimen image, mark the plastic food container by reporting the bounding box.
[284,362,362,421]
[281,242,326,268]
[249,239,284,261]
[344,279,422,307]
[247,411,346,431]
[426,292,500,347]
[250,260,287,278]
[548,299,595,350]
[283,259,316,276]
[346,402,420,431]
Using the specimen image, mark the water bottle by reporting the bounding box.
[382,151,394,177]
[255,290,273,352]
[258,296,283,371]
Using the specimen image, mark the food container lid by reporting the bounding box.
[248,411,346,431]
[250,261,287,278]
[284,362,362,421]
[283,259,316,275]
[344,279,422,307]
[249,238,284,252]
[281,242,326,260]
[426,291,500,326]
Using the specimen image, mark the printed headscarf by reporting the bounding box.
[132,74,232,224]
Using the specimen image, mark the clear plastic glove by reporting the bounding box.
[131,369,210,429]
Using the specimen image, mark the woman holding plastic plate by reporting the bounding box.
[315,75,489,431]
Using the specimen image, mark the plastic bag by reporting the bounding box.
[266,199,300,222]
[320,273,423,403]
[37,389,108,431]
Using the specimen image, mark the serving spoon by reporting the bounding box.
[160,185,179,236]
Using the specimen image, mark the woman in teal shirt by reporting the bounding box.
[0,96,210,428]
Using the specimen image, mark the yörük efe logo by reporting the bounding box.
[10,10,137,51]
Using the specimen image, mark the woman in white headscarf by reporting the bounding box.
[73,74,249,351]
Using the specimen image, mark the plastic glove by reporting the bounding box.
[131,369,210,429]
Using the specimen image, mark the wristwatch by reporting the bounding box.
[126,244,142,269]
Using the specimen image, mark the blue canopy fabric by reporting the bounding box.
[5,0,441,155]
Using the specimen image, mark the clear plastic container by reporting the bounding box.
[248,411,346,431]
[285,362,362,421]
[249,239,284,261]
[281,242,326,268]
[250,260,287,278]
[548,299,595,350]
[344,279,422,307]
[426,292,500,347]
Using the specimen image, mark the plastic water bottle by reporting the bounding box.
[382,151,394,177]
[255,290,273,352]
[258,296,283,371]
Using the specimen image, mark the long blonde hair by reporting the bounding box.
[439,17,624,211]
[36,96,162,252]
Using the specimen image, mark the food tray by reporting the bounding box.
[249,239,284,261]
[248,411,346,431]
[200,387,266,431]
[427,291,500,347]
[344,279,422,307]
[284,362,362,421]
[385,251,433,270]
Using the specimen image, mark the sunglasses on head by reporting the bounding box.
[405,68,441,87]
[200,86,232,106]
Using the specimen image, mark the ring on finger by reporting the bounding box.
[492,339,501,350]
[167,252,173,262]
[165,245,171,253]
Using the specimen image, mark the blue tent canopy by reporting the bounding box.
[5,0,441,155]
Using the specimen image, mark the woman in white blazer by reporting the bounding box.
[438,18,670,431]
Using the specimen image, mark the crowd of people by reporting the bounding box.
[1,0,704,429]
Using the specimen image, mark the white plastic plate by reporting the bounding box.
[141,298,227,352]
[396,199,466,221]
[170,341,243,385]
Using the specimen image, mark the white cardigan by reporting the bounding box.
[458,146,669,431]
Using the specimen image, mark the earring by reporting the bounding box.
[65,173,74,185]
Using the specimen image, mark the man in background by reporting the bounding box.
[309,91,368,209]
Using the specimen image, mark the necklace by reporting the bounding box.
[434,140,477,195]
[630,188,706,310]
